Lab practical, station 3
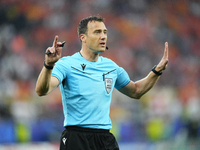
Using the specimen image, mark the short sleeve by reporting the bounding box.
[114,67,130,89]
[51,57,69,85]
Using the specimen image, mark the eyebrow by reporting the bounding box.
[94,29,107,32]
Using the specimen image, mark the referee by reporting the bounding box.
[35,16,169,150]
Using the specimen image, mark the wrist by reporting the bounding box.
[44,61,54,70]
[151,65,162,76]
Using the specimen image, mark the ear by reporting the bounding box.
[80,34,86,43]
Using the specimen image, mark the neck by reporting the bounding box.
[80,49,99,62]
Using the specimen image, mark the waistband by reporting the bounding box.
[65,126,109,133]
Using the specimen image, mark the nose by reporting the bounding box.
[101,33,107,40]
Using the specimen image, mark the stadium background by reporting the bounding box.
[0,0,200,149]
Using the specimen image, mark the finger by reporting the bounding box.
[163,42,168,59]
[53,35,58,47]
[45,47,53,55]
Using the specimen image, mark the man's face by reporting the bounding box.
[84,21,107,54]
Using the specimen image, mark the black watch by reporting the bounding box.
[152,65,162,76]
[44,61,54,70]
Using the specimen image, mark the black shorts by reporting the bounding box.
[59,126,119,150]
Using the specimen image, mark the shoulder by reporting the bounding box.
[100,56,119,68]
[100,56,118,66]
[54,53,78,69]
[100,56,127,75]
[58,52,79,63]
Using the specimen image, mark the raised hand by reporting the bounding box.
[156,42,169,72]
[45,35,65,66]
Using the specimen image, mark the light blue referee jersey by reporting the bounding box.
[52,52,130,129]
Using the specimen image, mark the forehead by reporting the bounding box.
[87,21,107,32]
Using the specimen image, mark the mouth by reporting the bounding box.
[100,42,106,47]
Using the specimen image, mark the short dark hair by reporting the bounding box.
[78,16,105,39]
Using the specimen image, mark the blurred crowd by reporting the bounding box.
[0,0,200,147]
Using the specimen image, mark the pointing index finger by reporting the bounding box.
[53,35,58,47]
[164,42,168,59]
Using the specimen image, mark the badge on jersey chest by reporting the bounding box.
[105,78,113,94]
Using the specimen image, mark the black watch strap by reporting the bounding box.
[152,65,162,76]
[44,61,54,70]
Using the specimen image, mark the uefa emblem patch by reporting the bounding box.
[105,78,113,94]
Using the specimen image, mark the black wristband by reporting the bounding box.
[152,65,162,76]
[44,61,54,70]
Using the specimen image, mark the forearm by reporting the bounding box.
[134,71,160,98]
[35,67,52,96]
[35,36,64,96]
[118,70,161,99]
[135,42,168,97]
[119,42,168,99]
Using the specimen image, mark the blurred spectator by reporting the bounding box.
[0,0,200,146]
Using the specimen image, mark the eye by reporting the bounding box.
[95,30,101,34]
